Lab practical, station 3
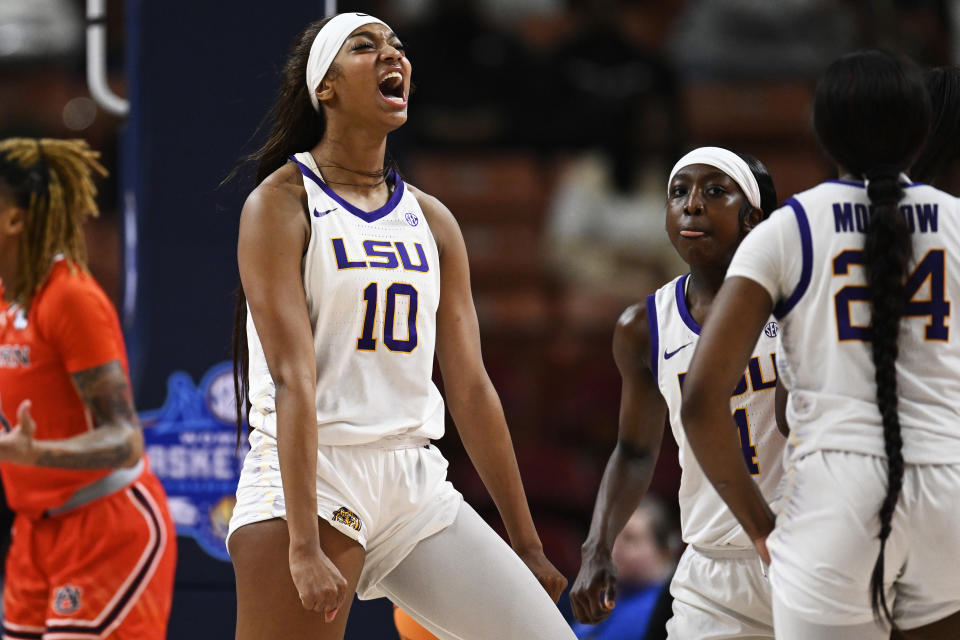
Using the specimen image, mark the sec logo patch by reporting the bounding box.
[764,321,779,338]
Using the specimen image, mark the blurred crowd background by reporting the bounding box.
[1,0,958,637]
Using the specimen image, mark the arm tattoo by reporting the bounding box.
[71,360,139,427]
[32,361,140,469]
[34,439,134,469]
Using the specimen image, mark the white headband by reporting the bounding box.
[667,146,762,210]
[306,12,389,112]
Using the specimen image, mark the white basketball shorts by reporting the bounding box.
[666,544,775,639]
[227,428,463,600]
[768,450,960,629]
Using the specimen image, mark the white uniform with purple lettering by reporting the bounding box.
[648,274,785,639]
[246,154,444,446]
[228,153,579,640]
[727,177,960,629]
[229,151,462,600]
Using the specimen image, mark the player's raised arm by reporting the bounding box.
[571,303,667,624]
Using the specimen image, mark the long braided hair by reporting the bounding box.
[0,138,107,310]
[813,50,931,626]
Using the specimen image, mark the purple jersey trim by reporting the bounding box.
[773,197,813,319]
[675,274,702,335]
[288,155,405,224]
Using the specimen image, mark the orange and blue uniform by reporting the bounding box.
[0,260,175,640]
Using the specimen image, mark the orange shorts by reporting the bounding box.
[2,471,176,640]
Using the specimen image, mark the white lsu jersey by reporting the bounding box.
[648,274,785,548]
[728,179,960,464]
[245,151,445,445]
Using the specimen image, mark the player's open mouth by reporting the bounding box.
[679,230,706,238]
[378,72,406,105]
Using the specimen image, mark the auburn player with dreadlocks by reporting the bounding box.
[0,138,175,640]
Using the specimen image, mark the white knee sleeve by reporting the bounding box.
[377,502,576,640]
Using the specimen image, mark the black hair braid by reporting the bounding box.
[864,170,910,625]
[813,48,931,632]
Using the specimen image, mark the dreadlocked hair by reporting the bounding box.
[813,50,931,628]
[0,138,107,310]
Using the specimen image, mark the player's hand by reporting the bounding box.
[570,544,618,624]
[752,533,771,566]
[288,544,348,622]
[518,547,568,603]
[0,397,38,465]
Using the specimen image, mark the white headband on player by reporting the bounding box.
[667,146,762,210]
[305,12,389,112]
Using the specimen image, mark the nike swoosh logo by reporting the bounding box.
[313,207,337,218]
[664,342,693,359]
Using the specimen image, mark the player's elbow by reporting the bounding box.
[272,366,315,398]
[445,374,495,417]
[615,438,655,465]
[120,427,145,468]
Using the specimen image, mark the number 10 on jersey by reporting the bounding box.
[357,282,419,352]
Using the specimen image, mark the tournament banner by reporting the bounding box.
[139,361,247,562]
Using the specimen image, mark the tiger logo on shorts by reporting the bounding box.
[53,584,82,615]
[332,506,362,531]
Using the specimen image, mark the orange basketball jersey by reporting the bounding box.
[0,259,129,515]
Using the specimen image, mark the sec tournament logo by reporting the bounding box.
[764,321,779,338]
[140,362,247,563]
[205,367,239,425]
[404,212,419,227]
